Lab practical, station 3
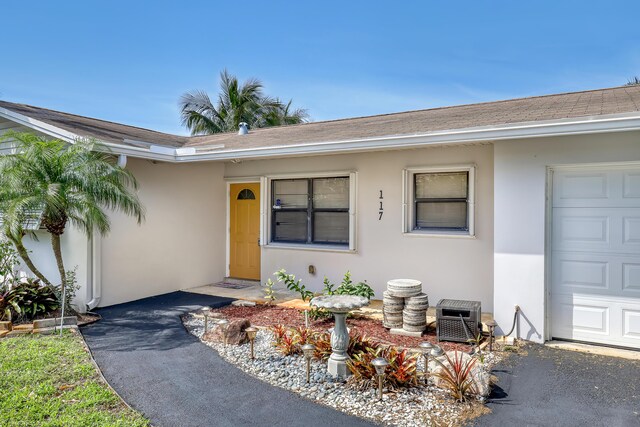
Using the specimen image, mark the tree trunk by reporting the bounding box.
[50,233,66,291]
[7,234,53,287]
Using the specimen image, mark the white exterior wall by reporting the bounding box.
[225,144,495,311]
[19,230,90,311]
[98,158,227,306]
[494,131,640,343]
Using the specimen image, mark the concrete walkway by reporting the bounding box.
[472,343,640,426]
[81,291,376,427]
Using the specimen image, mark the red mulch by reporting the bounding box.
[211,304,471,352]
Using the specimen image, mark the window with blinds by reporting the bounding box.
[414,171,469,231]
[271,177,349,245]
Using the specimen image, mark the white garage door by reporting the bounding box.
[551,166,640,349]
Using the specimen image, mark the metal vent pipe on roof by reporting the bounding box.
[238,122,249,135]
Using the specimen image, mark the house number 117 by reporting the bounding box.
[378,190,383,220]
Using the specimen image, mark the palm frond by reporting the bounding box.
[179,70,309,134]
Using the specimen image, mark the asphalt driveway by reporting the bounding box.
[473,343,640,426]
[81,291,375,427]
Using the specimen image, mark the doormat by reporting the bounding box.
[211,282,254,290]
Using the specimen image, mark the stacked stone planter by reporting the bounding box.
[382,291,404,328]
[383,279,429,337]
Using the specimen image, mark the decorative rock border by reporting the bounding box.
[182,312,497,427]
[0,316,78,338]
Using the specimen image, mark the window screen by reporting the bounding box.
[414,171,468,231]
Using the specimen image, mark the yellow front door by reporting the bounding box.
[229,183,261,280]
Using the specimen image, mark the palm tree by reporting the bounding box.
[261,99,309,127]
[626,76,640,86]
[179,69,308,135]
[0,132,145,296]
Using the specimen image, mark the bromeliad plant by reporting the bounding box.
[2,278,59,321]
[272,325,317,356]
[276,332,300,356]
[432,351,479,402]
[270,324,288,347]
[347,345,419,390]
[294,326,314,345]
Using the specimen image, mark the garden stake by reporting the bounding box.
[486,320,497,352]
[59,285,67,337]
[245,327,258,359]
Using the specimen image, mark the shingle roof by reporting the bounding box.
[2,85,640,152]
[0,101,188,148]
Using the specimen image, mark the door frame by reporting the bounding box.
[225,177,263,279]
[544,160,640,343]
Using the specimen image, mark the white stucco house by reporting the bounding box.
[1,85,640,350]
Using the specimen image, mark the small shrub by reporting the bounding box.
[274,269,314,302]
[334,271,375,300]
[52,268,80,314]
[0,239,19,290]
[308,307,332,320]
[322,276,337,295]
[322,271,375,300]
[432,351,479,402]
[8,278,59,320]
[263,278,277,305]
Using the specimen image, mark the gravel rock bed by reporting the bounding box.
[183,313,496,427]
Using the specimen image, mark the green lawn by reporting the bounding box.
[0,331,148,427]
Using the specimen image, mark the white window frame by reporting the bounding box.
[402,165,476,238]
[264,171,357,253]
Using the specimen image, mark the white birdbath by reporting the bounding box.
[310,295,370,378]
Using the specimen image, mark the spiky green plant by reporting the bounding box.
[432,351,479,402]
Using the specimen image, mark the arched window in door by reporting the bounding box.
[237,188,256,200]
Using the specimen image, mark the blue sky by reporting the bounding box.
[1,1,639,135]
